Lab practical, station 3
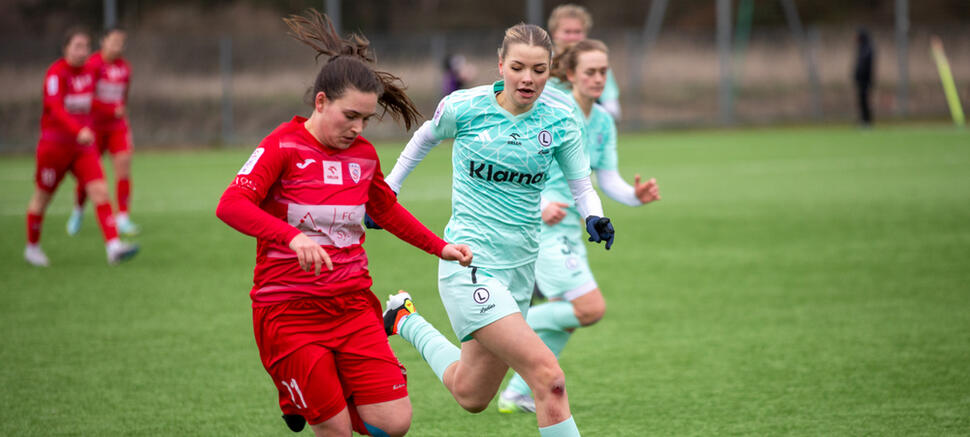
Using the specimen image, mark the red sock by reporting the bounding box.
[117,178,130,213]
[94,202,119,241]
[27,213,43,244]
[76,181,87,208]
[347,400,368,436]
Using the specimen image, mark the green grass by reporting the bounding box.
[2,125,969,436]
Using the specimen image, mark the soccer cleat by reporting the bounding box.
[24,245,50,267]
[106,240,140,265]
[383,291,416,336]
[116,216,140,236]
[66,208,83,236]
[497,388,536,414]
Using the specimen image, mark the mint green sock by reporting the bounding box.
[398,314,460,383]
[506,301,579,396]
[528,300,581,332]
[539,416,580,437]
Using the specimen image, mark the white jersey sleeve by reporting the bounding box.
[568,176,604,219]
[384,96,457,192]
[595,169,641,206]
[384,121,442,193]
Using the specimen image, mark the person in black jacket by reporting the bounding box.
[854,29,875,126]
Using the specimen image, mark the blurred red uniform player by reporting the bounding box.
[69,28,139,236]
[25,28,138,267]
[216,10,471,437]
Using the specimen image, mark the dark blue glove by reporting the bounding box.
[585,216,615,250]
[364,190,398,230]
[364,213,382,229]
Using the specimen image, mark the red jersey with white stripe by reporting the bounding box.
[217,116,447,304]
[87,52,130,132]
[40,58,94,144]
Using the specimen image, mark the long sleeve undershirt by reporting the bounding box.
[595,169,642,207]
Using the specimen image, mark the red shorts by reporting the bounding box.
[34,139,105,193]
[252,292,408,426]
[96,127,132,155]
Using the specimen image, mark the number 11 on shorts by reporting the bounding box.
[281,378,308,409]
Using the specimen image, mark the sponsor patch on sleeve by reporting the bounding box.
[432,98,446,127]
[238,147,265,175]
[46,76,59,96]
[231,175,258,192]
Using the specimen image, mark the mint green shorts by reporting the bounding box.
[437,260,535,342]
[535,218,597,301]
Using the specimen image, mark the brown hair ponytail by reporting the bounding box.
[551,39,608,85]
[284,9,421,130]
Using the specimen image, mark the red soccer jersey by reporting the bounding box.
[217,116,448,304]
[87,52,130,131]
[40,58,94,144]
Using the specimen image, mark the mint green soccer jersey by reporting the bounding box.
[428,80,590,268]
[542,103,618,207]
[547,77,571,95]
[601,69,620,104]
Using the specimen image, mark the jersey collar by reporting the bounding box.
[490,80,538,122]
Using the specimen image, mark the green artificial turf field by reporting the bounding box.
[1,125,968,436]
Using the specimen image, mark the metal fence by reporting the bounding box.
[0,24,966,152]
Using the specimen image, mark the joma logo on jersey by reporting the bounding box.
[71,74,92,91]
[106,66,127,81]
[468,161,544,185]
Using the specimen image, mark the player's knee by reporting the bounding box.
[28,189,52,213]
[575,299,606,326]
[113,153,132,176]
[451,380,493,413]
[453,389,491,413]
[526,360,566,400]
[459,401,489,414]
[85,180,109,203]
[536,369,567,401]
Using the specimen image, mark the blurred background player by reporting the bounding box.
[853,28,875,127]
[215,10,472,437]
[25,28,138,267]
[68,27,139,236]
[381,23,616,437]
[547,4,621,121]
[498,39,661,414]
[441,53,477,97]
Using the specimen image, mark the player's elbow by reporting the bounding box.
[576,300,606,326]
[574,293,606,326]
[215,196,233,224]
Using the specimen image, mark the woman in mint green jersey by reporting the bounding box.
[547,4,622,120]
[380,23,615,437]
[498,39,661,415]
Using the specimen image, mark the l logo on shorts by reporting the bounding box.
[473,287,490,304]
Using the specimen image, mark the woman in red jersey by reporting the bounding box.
[215,10,472,437]
[68,27,139,236]
[24,28,138,267]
